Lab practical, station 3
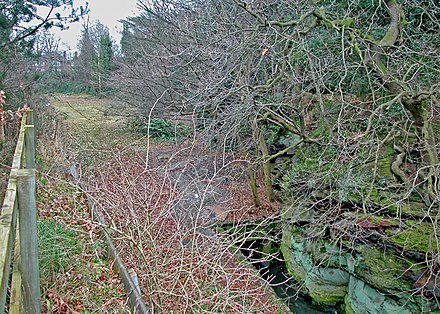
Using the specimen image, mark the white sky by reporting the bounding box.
[50,0,142,52]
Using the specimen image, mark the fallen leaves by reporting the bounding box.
[37,172,130,313]
[83,143,286,313]
[46,94,288,313]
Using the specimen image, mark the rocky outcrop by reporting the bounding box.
[280,225,438,313]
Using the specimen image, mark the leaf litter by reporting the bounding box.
[46,94,288,313]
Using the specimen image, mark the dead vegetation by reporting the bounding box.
[40,94,288,313]
[35,97,130,313]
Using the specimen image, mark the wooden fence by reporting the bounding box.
[0,110,40,313]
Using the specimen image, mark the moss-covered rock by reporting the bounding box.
[359,215,398,227]
[305,240,350,270]
[367,189,427,219]
[281,228,349,306]
[317,267,350,286]
[279,212,435,312]
[261,239,279,256]
[281,229,307,282]
[344,294,356,314]
[386,220,438,253]
[306,278,347,306]
[281,203,315,222]
[347,276,412,314]
[387,201,428,219]
[355,245,412,293]
[374,157,395,182]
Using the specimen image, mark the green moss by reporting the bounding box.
[432,121,440,136]
[359,215,398,227]
[306,279,347,306]
[367,189,393,206]
[280,240,306,282]
[367,188,427,218]
[344,191,362,203]
[281,204,315,222]
[375,157,395,181]
[385,142,395,156]
[344,294,356,314]
[261,240,279,256]
[333,18,354,27]
[388,201,427,218]
[386,221,437,253]
[311,120,331,140]
[355,245,412,293]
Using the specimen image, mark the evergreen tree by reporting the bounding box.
[74,22,113,97]
[97,31,113,97]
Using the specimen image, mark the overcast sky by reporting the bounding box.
[51,0,142,51]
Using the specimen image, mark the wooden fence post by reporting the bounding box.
[17,169,41,314]
[24,124,35,169]
[23,109,36,169]
[27,109,34,125]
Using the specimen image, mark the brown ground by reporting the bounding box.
[48,94,287,313]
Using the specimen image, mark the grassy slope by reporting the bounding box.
[37,94,131,313]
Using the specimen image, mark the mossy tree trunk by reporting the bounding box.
[248,163,261,207]
[258,131,274,203]
[252,121,274,203]
[362,0,439,203]
[404,98,439,201]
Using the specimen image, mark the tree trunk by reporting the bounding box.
[257,127,274,203]
[252,121,274,203]
[404,99,439,202]
[248,164,261,207]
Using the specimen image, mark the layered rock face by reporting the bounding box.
[280,223,438,313]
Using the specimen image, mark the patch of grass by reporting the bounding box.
[33,99,130,312]
[51,95,146,153]
[37,185,129,313]
[38,220,82,281]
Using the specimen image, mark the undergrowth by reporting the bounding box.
[35,99,130,313]
[36,173,129,313]
[128,117,192,141]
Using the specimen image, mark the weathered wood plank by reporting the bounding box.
[10,216,22,314]
[0,111,32,313]
[0,184,18,312]
[27,109,34,126]
[11,112,28,175]
[17,168,41,314]
[0,112,27,313]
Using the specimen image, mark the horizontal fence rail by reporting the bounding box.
[0,110,40,313]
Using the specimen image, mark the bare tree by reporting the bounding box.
[111,0,439,309]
